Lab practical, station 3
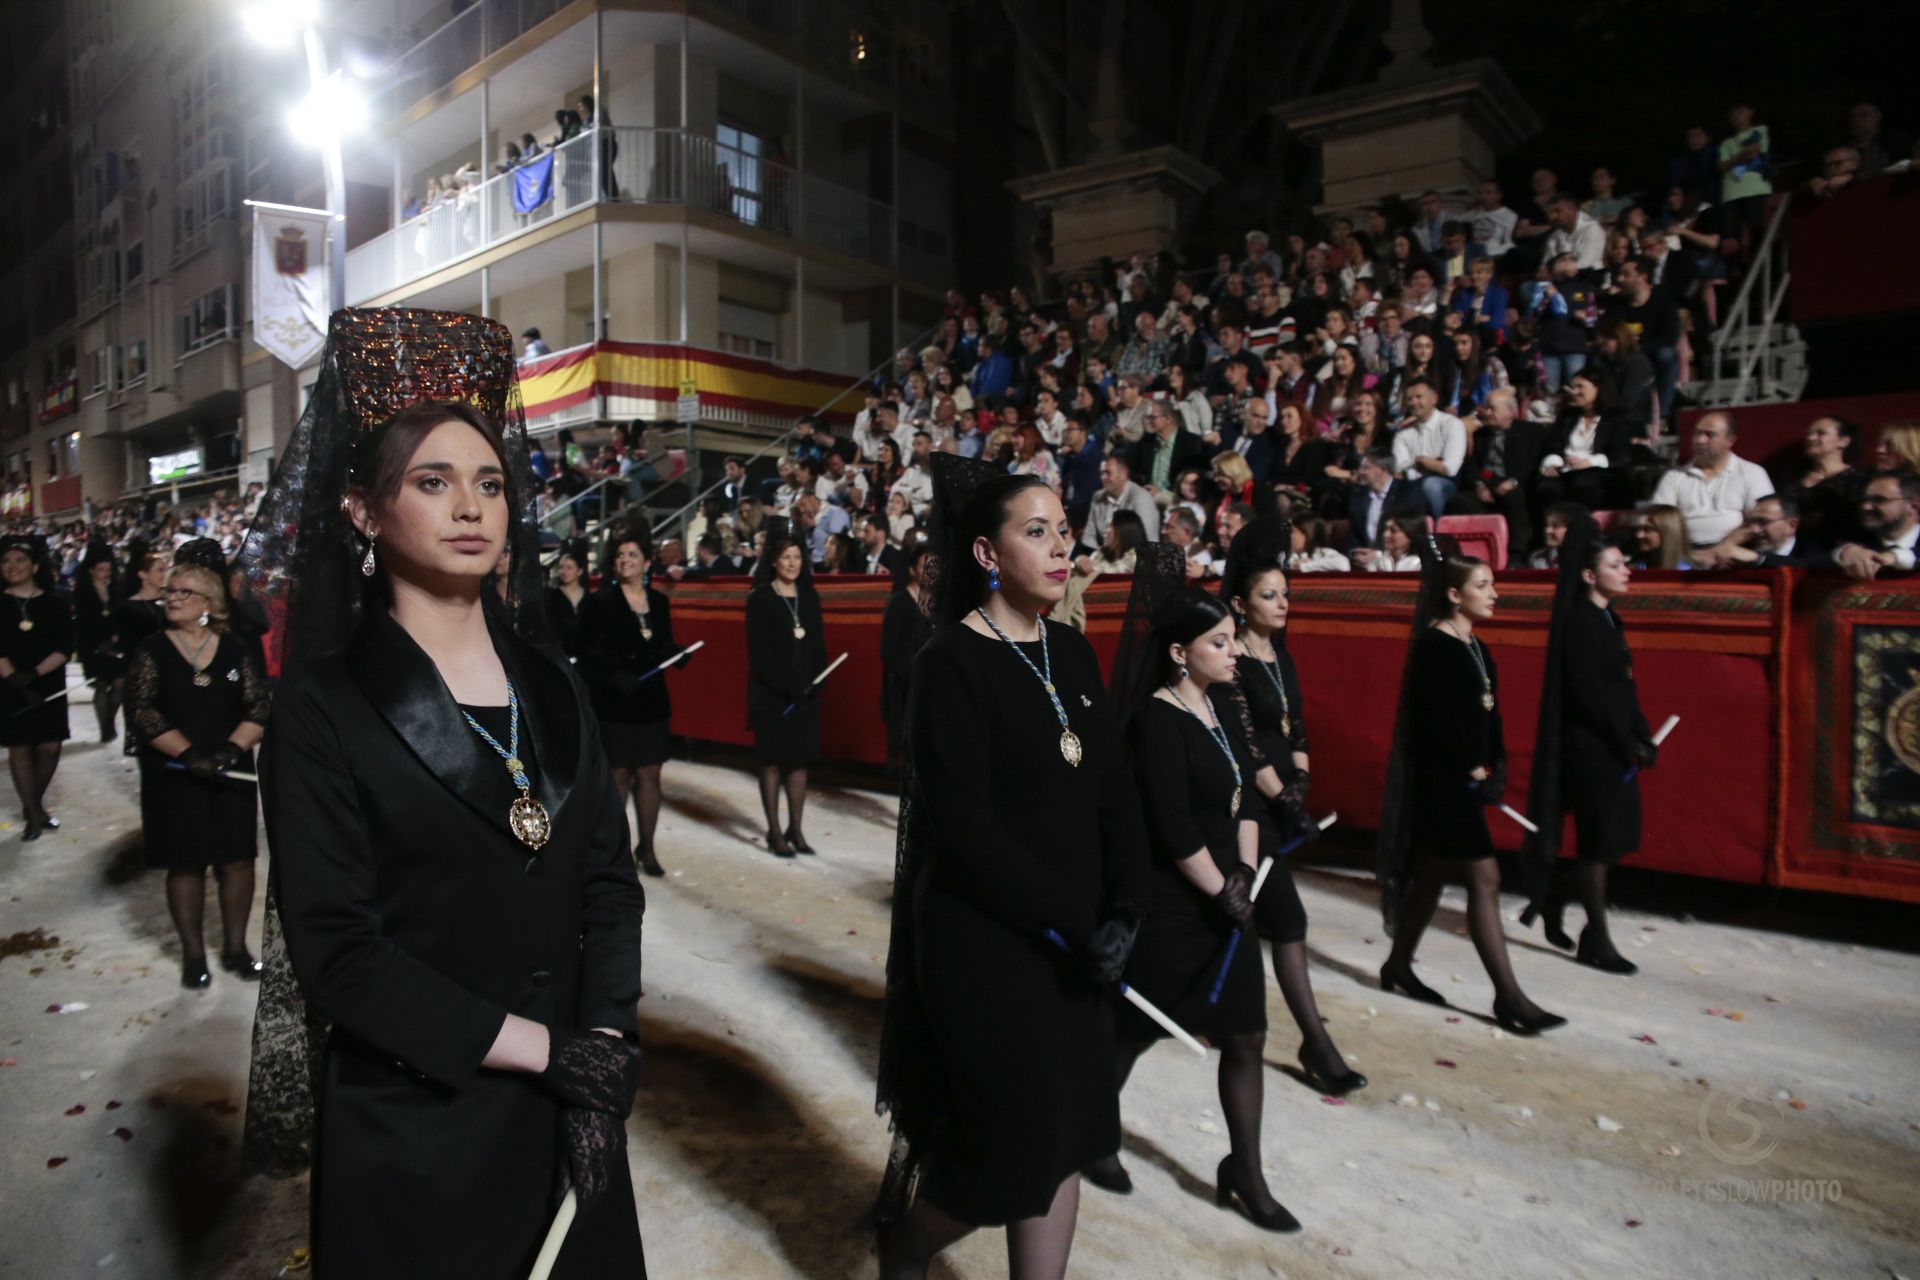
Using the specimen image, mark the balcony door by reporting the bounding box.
[715,124,770,228]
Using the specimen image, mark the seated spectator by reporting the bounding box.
[1391,376,1466,517]
[1468,179,1518,259]
[1833,472,1920,580]
[1872,420,1920,473]
[968,336,1014,405]
[1209,453,1255,532]
[1442,329,1509,418]
[892,434,935,518]
[1131,399,1210,507]
[1449,256,1510,342]
[1589,317,1657,437]
[1117,311,1171,381]
[1803,143,1860,200]
[1434,221,1485,290]
[820,531,857,574]
[1010,424,1061,492]
[1162,507,1215,580]
[1267,401,1327,497]
[1346,448,1424,551]
[1318,344,1379,425]
[1057,419,1104,528]
[1632,504,1693,570]
[1778,416,1864,545]
[1650,411,1774,559]
[1400,264,1443,319]
[1360,302,1408,377]
[1583,166,1634,230]
[884,491,917,545]
[1527,500,1590,569]
[1082,453,1160,554]
[1355,512,1425,572]
[1060,509,1147,632]
[1451,387,1546,550]
[1608,255,1681,424]
[1717,495,1827,567]
[1543,192,1606,272]
[1534,369,1633,514]
[1287,518,1352,574]
[855,514,901,577]
[1031,387,1069,448]
[1069,382,1114,441]
[817,450,869,511]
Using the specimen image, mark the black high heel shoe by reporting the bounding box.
[1519,899,1575,951]
[637,846,666,878]
[1298,1049,1368,1097]
[765,828,795,858]
[20,820,41,842]
[1215,1155,1300,1233]
[1081,1153,1132,1195]
[785,827,815,855]
[182,954,211,989]
[41,814,59,832]
[1492,995,1566,1036]
[1379,963,1447,1006]
[1575,926,1638,975]
[219,948,262,980]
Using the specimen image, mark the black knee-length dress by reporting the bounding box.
[1560,599,1652,863]
[0,590,73,747]
[126,631,270,870]
[72,582,124,685]
[745,583,827,765]
[1122,696,1267,1042]
[576,584,683,768]
[1406,626,1506,860]
[1214,647,1312,946]
[902,620,1149,1224]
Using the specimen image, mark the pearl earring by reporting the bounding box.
[361,538,377,577]
[198,610,210,628]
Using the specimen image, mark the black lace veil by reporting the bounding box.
[238,307,545,1177]
[1519,512,1603,912]
[1375,527,1453,930]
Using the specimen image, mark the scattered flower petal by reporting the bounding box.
[1632,1034,1658,1045]
[1788,1098,1807,1111]
[1435,1058,1457,1069]
[1395,1093,1419,1108]
[110,1127,133,1142]
[1594,1115,1624,1132]
[1658,1144,1682,1158]
[46,1157,68,1169]
[1444,1016,1461,1024]
[104,1101,121,1111]
[64,1104,85,1116]
[1320,1095,1347,1106]
[1625,1218,1643,1228]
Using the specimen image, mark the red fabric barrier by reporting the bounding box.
[1788,174,1920,325]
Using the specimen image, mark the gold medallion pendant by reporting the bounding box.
[1281,714,1292,737]
[1230,786,1242,817]
[193,672,212,688]
[1481,692,1496,711]
[793,624,806,639]
[18,619,32,632]
[1060,729,1084,767]
[510,793,552,849]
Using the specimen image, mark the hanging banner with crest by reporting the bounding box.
[249,201,332,369]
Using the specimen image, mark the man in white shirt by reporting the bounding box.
[891,431,935,518]
[1650,412,1774,556]
[1469,179,1518,259]
[1162,507,1215,579]
[1391,376,1467,517]
[520,327,550,359]
[858,401,912,462]
[816,451,869,510]
[1543,193,1606,272]
[1834,472,1920,579]
[1080,454,1161,558]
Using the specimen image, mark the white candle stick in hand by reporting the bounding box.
[527,1188,577,1280]
[1497,803,1540,835]
[1651,714,1679,746]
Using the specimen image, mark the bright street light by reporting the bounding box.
[240,0,320,47]
[286,73,367,148]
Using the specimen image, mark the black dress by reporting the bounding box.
[114,595,166,656]
[1560,600,1652,863]
[904,621,1148,1224]
[1215,649,1311,946]
[745,584,827,765]
[1406,626,1505,860]
[126,632,269,870]
[72,582,124,684]
[545,586,590,658]
[879,589,932,765]
[1123,697,1266,1041]
[576,584,681,768]
[0,590,74,746]
[263,610,647,1279]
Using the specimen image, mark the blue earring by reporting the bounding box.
[988,567,1001,591]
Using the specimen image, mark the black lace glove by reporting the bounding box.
[1215,864,1255,929]
[1269,784,1314,840]
[3,670,31,693]
[1292,769,1311,807]
[1084,906,1145,985]
[541,1028,643,1118]
[210,743,245,775]
[1629,739,1658,769]
[182,746,224,782]
[1474,761,1508,805]
[560,1107,629,1208]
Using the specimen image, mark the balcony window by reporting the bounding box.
[715,124,770,226]
[178,285,235,357]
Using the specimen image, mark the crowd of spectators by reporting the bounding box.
[648,98,1917,607]
[0,484,264,590]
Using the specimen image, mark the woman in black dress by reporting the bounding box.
[114,549,170,662]
[1218,534,1365,1097]
[72,544,124,743]
[125,562,270,988]
[576,532,683,877]
[1521,523,1657,975]
[1089,573,1300,1233]
[1532,368,1632,515]
[876,458,1149,1280]
[1377,543,1565,1035]
[0,536,73,840]
[744,536,827,856]
[878,542,933,770]
[545,544,590,657]
[246,312,646,1277]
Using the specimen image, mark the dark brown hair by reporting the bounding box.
[351,400,517,520]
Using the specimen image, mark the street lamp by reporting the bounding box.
[242,0,353,310]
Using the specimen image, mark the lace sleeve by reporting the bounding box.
[125,643,174,747]
[239,643,271,726]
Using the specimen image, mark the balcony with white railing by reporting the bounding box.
[345,126,894,305]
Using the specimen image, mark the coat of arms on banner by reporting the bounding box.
[274,225,309,277]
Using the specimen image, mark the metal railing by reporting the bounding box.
[370,0,565,124]
[1703,195,1803,407]
[350,126,893,302]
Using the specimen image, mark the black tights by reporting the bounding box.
[1385,854,1550,1020]
[1548,859,1618,951]
[1112,1031,1282,1214]
[611,764,664,870]
[95,679,122,744]
[8,743,61,825]
[878,1175,1080,1280]
[1257,860,1348,1080]
[164,862,256,961]
[757,764,807,838]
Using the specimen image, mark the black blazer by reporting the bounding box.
[1128,428,1210,487]
[575,583,684,724]
[1542,411,1633,473]
[1220,429,1280,486]
[1346,479,1423,549]
[262,608,645,1276]
[1467,421,1548,487]
[860,543,903,578]
[745,584,828,728]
